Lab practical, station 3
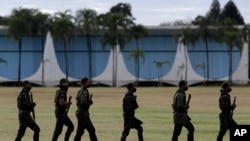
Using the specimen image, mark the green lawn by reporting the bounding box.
[0,86,249,141]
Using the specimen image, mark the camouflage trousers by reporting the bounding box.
[121,114,144,141]
[15,111,40,141]
[172,120,194,141]
[216,113,237,141]
[52,115,74,141]
[74,111,98,141]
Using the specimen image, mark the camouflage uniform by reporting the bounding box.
[172,88,194,141]
[52,88,74,141]
[15,89,40,141]
[121,92,143,141]
[216,89,237,141]
[74,88,98,141]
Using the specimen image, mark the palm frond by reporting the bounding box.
[0,58,7,66]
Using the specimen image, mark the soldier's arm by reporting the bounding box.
[22,94,35,111]
[176,94,186,111]
[79,91,92,108]
[133,96,139,109]
[220,96,232,111]
[57,91,69,106]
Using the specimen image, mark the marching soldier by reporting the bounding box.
[216,82,237,141]
[172,80,194,141]
[74,77,98,141]
[52,78,74,141]
[15,80,40,141]
[120,83,144,141]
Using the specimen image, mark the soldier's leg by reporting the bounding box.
[121,116,131,141]
[184,120,195,141]
[15,125,27,141]
[64,116,74,141]
[15,113,28,141]
[28,120,40,141]
[74,117,85,141]
[134,122,144,141]
[172,124,183,141]
[216,119,228,141]
[86,118,98,141]
[52,117,64,141]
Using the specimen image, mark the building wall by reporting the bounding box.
[0,31,244,84]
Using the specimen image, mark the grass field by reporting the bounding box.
[0,86,250,141]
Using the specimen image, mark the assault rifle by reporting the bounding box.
[30,92,36,121]
[231,96,236,118]
[65,96,72,115]
[186,94,192,120]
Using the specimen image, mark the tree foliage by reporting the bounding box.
[220,0,245,25]
[206,0,221,21]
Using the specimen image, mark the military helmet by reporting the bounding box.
[22,80,30,86]
[178,80,187,87]
[59,78,68,85]
[221,82,230,89]
[126,83,135,90]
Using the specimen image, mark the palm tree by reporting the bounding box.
[51,10,75,80]
[8,7,39,84]
[76,8,98,81]
[243,25,250,76]
[129,24,148,85]
[196,62,206,83]
[193,16,218,82]
[217,18,244,83]
[153,61,169,87]
[0,58,7,66]
[176,27,198,80]
[34,12,52,86]
[98,3,135,87]
[128,48,145,86]
[98,11,133,86]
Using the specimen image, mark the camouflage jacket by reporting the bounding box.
[76,87,93,112]
[54,88,68,115]
[123,92,139,116]
[172,88,188,124]
[219,89,233,115]
[17,89,34,112]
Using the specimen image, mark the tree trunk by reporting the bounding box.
[63,37,69,80]
[18,39,22,86]
[41,34,45,86]
[112,45,117,87]
[159,66,163,87]
[184,45,188,81]
[227,46,232,83]
[205,37,209,82]
[229,46,233,83]
[136,39,139,86]
[87,33,93,81]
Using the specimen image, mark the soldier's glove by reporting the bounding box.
[32,102,36,107]
[232,104,236,109]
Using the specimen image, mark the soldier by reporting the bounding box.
[216,82,237,141]
[52,78,74,141]
[120,83,144,141]
[74,77,98,141]
[172,80,194,141]
[15,80,40,141]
